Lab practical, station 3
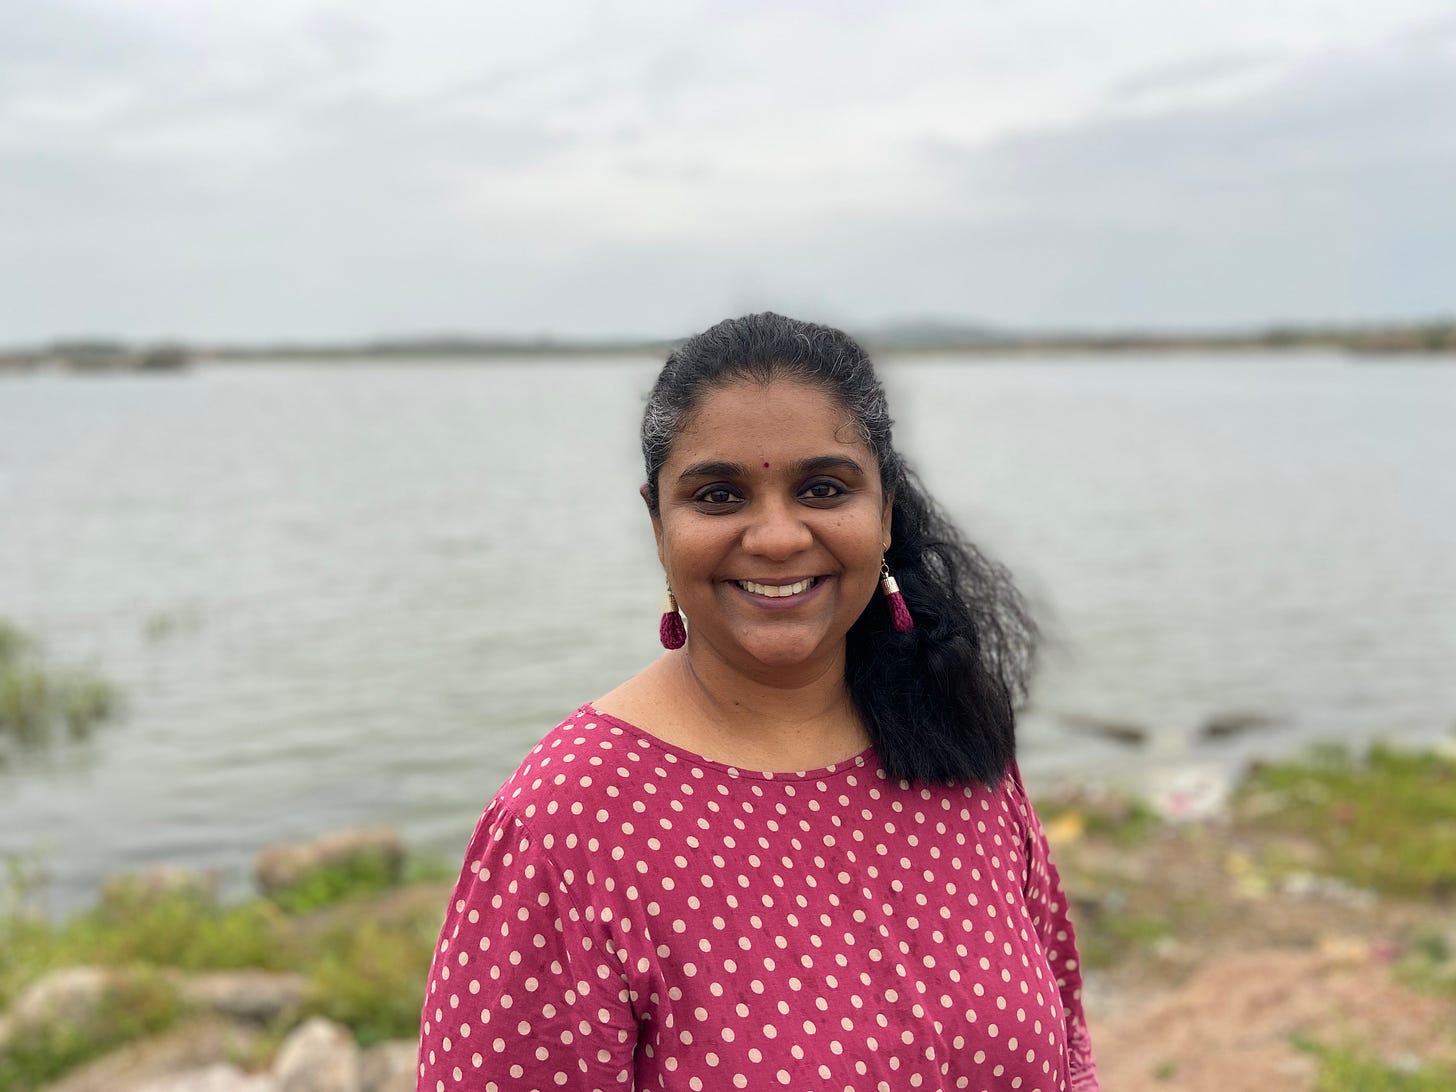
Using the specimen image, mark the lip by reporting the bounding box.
[727,575,830,608]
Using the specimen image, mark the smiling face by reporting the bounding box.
[650,377,893,682]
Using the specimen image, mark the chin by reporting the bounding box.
[732,634,838,672]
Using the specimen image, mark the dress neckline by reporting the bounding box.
[579,703,880,783]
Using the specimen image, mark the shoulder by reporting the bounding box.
[447,708,632,912]
[486,705,663,838]
[901,770,1031,849]
[495,705,623,795]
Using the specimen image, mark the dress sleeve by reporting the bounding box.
[1011,766,1101,1092]
[416,801,637,1092]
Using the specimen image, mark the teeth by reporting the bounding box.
[738,578,816,598]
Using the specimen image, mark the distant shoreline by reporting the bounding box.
[2,319,1453,373]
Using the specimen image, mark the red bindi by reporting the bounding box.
[763,462,770,468]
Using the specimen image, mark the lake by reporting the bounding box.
[2,352,1453,913]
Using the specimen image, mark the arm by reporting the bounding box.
[1011,767,1100,1092]
[417,802,637,1092]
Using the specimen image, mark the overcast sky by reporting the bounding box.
[3,0,1454,343]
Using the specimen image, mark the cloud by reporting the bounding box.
[845,38,1456,327]
[2,1,1454,340]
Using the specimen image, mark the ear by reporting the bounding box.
[641,483,666,564]
[880,489,894,553]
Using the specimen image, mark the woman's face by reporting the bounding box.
[650,377,892,681]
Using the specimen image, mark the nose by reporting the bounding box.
[741,496,813,560]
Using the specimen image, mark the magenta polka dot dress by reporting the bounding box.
[417,706,1099,1092]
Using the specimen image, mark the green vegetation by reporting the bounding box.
[304,916,443,1046]
[1234,743,1456,897]
[1073,907,1172,970]
[0,968,182,1090]
[1039,792,1162,847]
[1046,740,1456,985]
[0,618,119,755]
[2,881,287,1013]
[1396,926,1456,1002]
[1038,791,1196,970]
[1293,1038,1456,1091]
[3,739,1453,1084]
[0,851,447,1085]
[266,851,404,915]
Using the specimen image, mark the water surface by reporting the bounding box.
[1,352,1452,912]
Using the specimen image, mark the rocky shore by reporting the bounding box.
[3,743,1453,1091]
[1,828,447,1092]
[1054,756,1456,1090]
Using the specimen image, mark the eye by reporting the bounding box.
[800,479,847,502]
[693,484,743,509]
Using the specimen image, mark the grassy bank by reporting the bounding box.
[3,740,1454,1088]
[0,853,454,1089]
[1042,740,1456,1089]
[1235,743,1456,899]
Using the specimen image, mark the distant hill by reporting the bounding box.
[857,318,1003,349]
[2,318,1452,371]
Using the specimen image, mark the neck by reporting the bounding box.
[667,644,868,770]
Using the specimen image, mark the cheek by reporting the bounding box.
[659,523,717,577]
[835,511,887,556]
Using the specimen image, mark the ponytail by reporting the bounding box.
[847,464,1035,785]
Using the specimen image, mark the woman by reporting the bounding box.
[417,313,1098,1091]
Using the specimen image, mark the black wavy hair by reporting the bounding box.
[641,312,1036,787]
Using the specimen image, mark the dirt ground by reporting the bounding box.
[1056,816,1456,1090]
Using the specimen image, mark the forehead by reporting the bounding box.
[668,378,871,465]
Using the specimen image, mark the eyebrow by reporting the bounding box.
[676,455,867,482]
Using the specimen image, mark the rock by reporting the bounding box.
[0,965,111,1048]
[360,1041,418,1092]
[273,1017,362,1092]
[0,964,303,1059]
[254,828,405,898]
[1058,713,1148,746]
[1198,711,1278,742]
[40,1016,265,1092]
[173,971,307,1023]
[136,1062,279,1092]
[298,880,453,939]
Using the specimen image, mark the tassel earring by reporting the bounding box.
[880,560,914,633]
[659,587,686,649]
